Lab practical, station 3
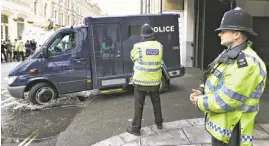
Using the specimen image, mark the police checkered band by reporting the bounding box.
[136,61,161,66]
[206,119,232,137]
[133,79,161,85]
[241,135,253,142]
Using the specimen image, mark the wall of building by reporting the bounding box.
[1,0,31,41]
[182,0,194,67]
[237,0,269,17]
[1,0,104,42]
[141,0,196,67]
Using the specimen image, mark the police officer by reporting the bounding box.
[190,8,267,146]
[100,36,115,76]
[15,37,26,61]
[127,23,163,136]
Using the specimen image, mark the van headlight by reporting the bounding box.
[8,76,17,85]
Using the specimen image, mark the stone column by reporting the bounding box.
[183,0,195,67]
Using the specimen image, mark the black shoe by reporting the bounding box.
[156,124,163,130]
[127,126,141,136]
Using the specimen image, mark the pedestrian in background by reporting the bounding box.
[25,40,32,57]
[1,40,7,62]
[127,23,163,136]
[15,37,26,61]
[13,39,18,61]
[190,7,267,146]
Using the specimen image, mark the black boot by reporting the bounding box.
[156,123,163,130]
[127,126,141,136]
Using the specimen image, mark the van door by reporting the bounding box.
[42,29,87,93]
[92,23,125,88]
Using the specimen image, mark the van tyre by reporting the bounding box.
[159,76,170,93]
[28,83,58,105]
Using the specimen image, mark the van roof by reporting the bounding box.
[85,13,180,20]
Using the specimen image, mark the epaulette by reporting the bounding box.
[237,52,248,68]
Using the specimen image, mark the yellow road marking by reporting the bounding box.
[18,130,38,146]
[24,135,37,146]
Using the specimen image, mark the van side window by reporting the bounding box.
[129,25,141,36]
[48,32,76,56]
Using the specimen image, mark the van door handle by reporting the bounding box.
[73,58,84,62]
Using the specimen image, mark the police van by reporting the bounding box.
[7,14,185,105]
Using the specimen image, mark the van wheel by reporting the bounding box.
[159,76,170,93]
[28,83,58,105]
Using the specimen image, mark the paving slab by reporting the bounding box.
[180,144,202,146]
[118,127,155,143]
[182,126,211,144]
[254,125,269,139]
[149,120,192,134]
[259,124,269,134]
[188,118,205,126]
[253,140,269,146]
[181,145,202,146]
[92,135,125,146]
[201,144,212,146]
[121,139,141,146]
[93,119,269,146]
[141,129,190,145]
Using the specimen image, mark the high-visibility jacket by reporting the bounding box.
[197,41,267,146]
[100,42,115,60]
[15,40,25,52]
[131,41,163,86]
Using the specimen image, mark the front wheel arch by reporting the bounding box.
[25,79,58,93]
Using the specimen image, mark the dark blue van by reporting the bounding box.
[7,14,185,105]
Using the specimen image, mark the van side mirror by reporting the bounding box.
[42,47,49,58]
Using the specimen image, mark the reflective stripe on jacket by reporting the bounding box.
[197,42,267,146]
[131,41,163,86]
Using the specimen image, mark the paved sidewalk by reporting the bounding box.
[92,118,269,146]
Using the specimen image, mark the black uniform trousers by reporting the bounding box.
[131,84,163,130]
[212,122,240,146]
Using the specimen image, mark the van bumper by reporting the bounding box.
[7,85,26,99]
[168,66,185,78]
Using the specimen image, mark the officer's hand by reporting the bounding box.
[190,94,199,105]
[191,89,202,96]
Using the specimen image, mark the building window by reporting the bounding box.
[129,25,141,36]
[34,1,37,15]
[1,14,9,40]
[44,4,47,17]
[17,18,24,38]
[1,15,8,23]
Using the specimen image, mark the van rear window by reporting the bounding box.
[129,25,141,36]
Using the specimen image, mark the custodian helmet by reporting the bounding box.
[141,23,155,38]
[215,7,257,36]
